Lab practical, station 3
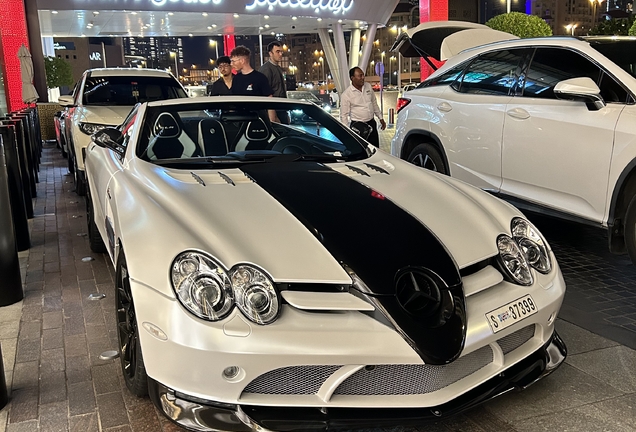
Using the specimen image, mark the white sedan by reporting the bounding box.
[85,96,566,431]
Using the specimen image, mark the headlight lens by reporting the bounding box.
[511,218,552,274]
[171,252,234,321]
[230,265,279,325]
[497,235,533,286]
[79,122,108,135]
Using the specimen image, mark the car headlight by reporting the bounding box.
[511,217,552,274]
[497,235,533,286]
[79,122,108,135]
[230,265,280,325]
[171,252,234,321]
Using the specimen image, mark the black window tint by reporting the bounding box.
[598,71,628,103]
[455,49,526,96]
[523,48,601,99]
[419,62,467,89]
[82,76,187,106]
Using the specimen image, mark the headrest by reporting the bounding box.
[246,119,269,141]
[145,85,162,100]
[153,113,180,138]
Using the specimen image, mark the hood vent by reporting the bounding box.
[164,169,254,186]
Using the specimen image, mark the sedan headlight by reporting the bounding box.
[497,235,533,286]
[230,265,280,325]
[511,217,552,274]
[171,252,234,321]
[79,122,109,135]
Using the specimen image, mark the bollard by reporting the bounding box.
[0,126,30,250]
[12,114,38,187]
[388,108,395,127]
[2,120,34,218]
[0,139,24,307]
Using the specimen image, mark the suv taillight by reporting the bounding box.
[396,98,411,114]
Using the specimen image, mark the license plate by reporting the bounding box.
[486,295,538,333]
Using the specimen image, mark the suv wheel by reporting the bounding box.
[408,143,447,174]
[624,195,636,265]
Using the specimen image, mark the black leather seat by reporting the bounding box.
[147,113,186,160]
[244,118,271,150]
[198,119,228,156]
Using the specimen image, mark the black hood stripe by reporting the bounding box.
[241,162,466,364]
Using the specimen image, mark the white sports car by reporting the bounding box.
[85,97,566,431]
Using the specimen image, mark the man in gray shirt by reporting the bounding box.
[259,41,290,124]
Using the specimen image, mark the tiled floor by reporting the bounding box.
[1,140,635,432]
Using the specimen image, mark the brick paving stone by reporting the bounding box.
[39,401,69,432]
[96,393,129,429]
[67,382,96,416]
[68,414,100,432]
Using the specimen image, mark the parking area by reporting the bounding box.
[0,138,635,432]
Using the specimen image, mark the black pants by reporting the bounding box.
[363,118,380,147]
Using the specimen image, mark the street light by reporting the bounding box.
[590,0,604,27]
[170,51,179,79]
[209,39,219,59]
[389,56,396,86]
[565,23,578,36]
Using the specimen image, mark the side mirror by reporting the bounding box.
[93,128,125,157]
[58,95,75,107]
[554,77,606,111]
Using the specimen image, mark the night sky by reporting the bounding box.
[182,36,225,67]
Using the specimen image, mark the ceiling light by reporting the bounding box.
[270,32,275,35]
[212,24,217,27]
[259,26,264,30]
[51,10,58,14]
[207,26,213,30]
[264,24,270,28]
[233,13,240,18]
[202,12,208,16]
[338,19,343,23]
[264,15,269,19]
[131,11,137,15]
[189,33,193,36]
[317,18,322,21]
[168,12,174,16]
[292,16,297,20]
[93,11,100,15]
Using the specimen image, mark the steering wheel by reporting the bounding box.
[271,136,320,155]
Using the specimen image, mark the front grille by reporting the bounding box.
[243,365,341,395]
[333,345,493,395]
[496,325,535,355]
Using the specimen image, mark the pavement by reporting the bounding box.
[1,139,635,432]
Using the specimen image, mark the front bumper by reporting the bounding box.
[149,331,566,432]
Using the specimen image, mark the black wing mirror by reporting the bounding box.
[93,127,125,157]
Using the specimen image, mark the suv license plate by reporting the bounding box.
[486,295,538,333]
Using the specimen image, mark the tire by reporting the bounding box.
[624,195,636,265]
[116,252,149,397]
[407,143,447,175]
[74,162,86,196]
[86,190,106,253]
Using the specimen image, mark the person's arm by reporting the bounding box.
[369,84,386,130]
[340,90,350,125]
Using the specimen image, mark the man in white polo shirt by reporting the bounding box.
[339,66,386,147]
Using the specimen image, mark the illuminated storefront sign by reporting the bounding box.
[151,0,222,5]
[89,52,102,60]
[245,0,354,14]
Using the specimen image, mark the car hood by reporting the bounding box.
[119,151,520,364]
[78,105,134,125]
[391,20,517,62]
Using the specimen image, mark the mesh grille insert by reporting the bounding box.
[497,325,535,355]
[333,345,494,396]
[243,365,341,395]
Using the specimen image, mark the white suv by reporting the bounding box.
[59,68,188,195]
[392,29,636,264]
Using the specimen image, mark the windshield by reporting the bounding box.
[83,75,187,106]
[589,39,636,79]
[136,100,370,166]
[287,91,320,102]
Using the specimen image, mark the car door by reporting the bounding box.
[91,105,139,252]
[435,48,528,191]
[501,47,625,223]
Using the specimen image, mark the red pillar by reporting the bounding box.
[224,35,236,57]
[420,0,449,82]
[0,0,30,112]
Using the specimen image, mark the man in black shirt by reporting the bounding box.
[208,56,233,96]
[259,41,290,124]
[230,45,279,122]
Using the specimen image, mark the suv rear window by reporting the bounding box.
[83,75,187,106]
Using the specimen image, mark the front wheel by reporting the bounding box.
[624,195,636,265]
[407,143,447,175]
[116,252,148,397]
